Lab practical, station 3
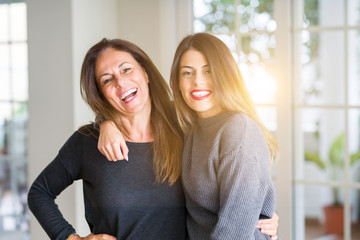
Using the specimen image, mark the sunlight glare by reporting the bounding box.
[241,63,277,104]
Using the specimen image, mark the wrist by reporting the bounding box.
[67,233,81,240]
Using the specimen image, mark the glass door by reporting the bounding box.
[293,0,360,239]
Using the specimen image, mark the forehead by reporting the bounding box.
[180,49,208,66]
[95,48,138,74]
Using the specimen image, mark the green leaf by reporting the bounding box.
[350,150,360,166]
[329,133,344,168]
[304,151,326,170]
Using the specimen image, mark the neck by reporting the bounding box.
[120,105,153,142]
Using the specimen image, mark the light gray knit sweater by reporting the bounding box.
[181,112,275,240]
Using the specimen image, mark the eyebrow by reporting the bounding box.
[180,64,209,70]
[99,62,129,79]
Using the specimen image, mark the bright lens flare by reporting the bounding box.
[241,63,277,104]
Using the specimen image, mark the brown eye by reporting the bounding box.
[204,67,211,75]
[120,63,134,75]
[102,77,113,86]
[122,67,132,74]
[182,71,193,76]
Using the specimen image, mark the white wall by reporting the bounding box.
[116,0,192,83]
[27,0,192,239]
[27,1,75,239]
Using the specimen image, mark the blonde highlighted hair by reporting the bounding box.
[170,33,279,161]
[80,38,183,185]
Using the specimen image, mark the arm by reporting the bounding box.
[28,133,117,240]
[29,170,115,240]
[98,120,129,161]
[27,134,80,239]
[212,150,275,240]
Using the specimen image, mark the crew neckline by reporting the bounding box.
[197,111,233,128]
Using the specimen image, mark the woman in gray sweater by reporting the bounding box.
[169,33,279,240]
[99,33,279,239]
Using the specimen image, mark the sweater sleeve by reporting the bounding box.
[27,132,82,240]
[211,150,273,240]
[211,118,275,240]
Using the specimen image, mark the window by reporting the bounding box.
[193,0,360,239]
[293,0,360,239]
[0,0,29,239]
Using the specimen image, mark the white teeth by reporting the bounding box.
[121,88,137,100]
[191,91,210,97]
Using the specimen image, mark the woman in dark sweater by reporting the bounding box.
[27,38,186,240]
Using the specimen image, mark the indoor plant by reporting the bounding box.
[305,133,360,234]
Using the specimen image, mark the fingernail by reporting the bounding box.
[256,225,260,228]
[125,155,128,161]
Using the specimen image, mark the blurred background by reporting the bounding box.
[0,0,359,239]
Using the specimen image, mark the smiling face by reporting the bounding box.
[179,49,223,118]
[95,48,151,116]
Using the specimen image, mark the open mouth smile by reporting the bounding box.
[191,90,211,100]
[120,87,138,103]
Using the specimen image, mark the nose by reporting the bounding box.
[114,74,128,88]
[194,72,207,86]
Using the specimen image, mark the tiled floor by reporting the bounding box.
[306,218,360,240]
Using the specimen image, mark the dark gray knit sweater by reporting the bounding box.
[28,125,186,240]
[182,112,275,240]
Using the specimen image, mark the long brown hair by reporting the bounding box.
[170,33,279,161]
[80,38,183,184]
